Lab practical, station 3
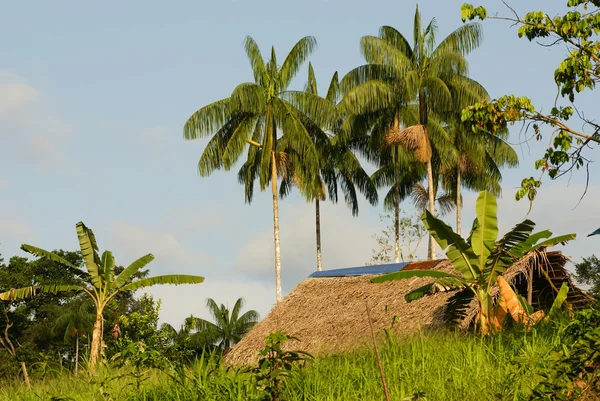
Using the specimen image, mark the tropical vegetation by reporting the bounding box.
[1,1,599,399]
[372,190,576,333]
[0,222,205,373]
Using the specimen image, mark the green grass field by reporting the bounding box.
[0,328,562,401]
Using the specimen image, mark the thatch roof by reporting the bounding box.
[224,251,594,366]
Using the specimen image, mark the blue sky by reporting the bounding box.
[1,0,598,326]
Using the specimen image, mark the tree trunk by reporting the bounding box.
[527,266,534,305]
[426,160,436,260]
[271,151,282,302]
[315,199,322,271]
[75,335,79,376]
[20,362,30,389]
[394,200,400,263]
[393,114,401,263]
[456,166,462,236]
[89,312,103,373]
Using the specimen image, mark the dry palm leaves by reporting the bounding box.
[384,124,432,163]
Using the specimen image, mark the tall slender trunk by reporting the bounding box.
[89,312,103,373]
[456,166,461,236]
[418,92,435,260]
[271,151,282,302]
[426,160,436,260]
[20,362,30,389]
[315,199,322,271]
[394,149,400,263]
[393,113,400,263]
[75,335,79,376]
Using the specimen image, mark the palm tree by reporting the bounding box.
[442,120,518,235]
[184,37,337,300]
[342,5,485,259]
[0,221,205,373]
[187,297,259,351]
[280,64,378,271]
[370,147,425,263]
[51,299,95,375]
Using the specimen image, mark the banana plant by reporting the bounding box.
[494,276,570,329]
[372,190,576,334]
[0,221,205,373]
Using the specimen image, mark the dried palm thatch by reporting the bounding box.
[384,124,432,163]
[224,252,592,366]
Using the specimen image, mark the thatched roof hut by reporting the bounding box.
[224,251,594,366]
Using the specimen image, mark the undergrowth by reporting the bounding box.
[0,326,570,401]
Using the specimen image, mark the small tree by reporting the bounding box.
[461,1,600,202]
[187,297,259,352]
[574,255,600,299]
[51,299,95,375]
[0,221,205,373]
[368,212,427,265]
[372,191,576,333]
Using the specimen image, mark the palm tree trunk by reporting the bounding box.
[393,114,401,263]
[426,160,436,260]
[89,312,103,373]
[75,335,79,376]
[418,92,435,260]
[456,166,461,236]
[271,151,282,302]
[315,199,322,271]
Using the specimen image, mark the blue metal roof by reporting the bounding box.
[308,262,408,278]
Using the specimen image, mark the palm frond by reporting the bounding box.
[228,82,266,115]
[184,98,230,140]
[338,80,398,116]
[280,36,317,89]
[198,114,257,176]
[378,26,413,58]
[20,245,79,270]
[114,254,155,289]
[433,23,483,57]
[243,36,267,85]
[0,284,82,301]
[360,35,412,70]
[76,222,102,290]
[326,72,340,104]
[118,275,204,292]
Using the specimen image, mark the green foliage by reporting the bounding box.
[367,212,427,264]
[460,4,487,22]
[574,255,600,299]
[109,294,164,356]
[252,330,313,401]
[0,326,582,400]
[460,1,600,202]
[187,297,259,351]
[529,308,600,400]
[372,190,576,332]
[110,341,167,392]
[0,221,204,372]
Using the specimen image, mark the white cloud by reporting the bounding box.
[0,72,37,120]
[0,70,74,169]
[235,201,380,290]
[106,220,211,275]
[146,279,276,327]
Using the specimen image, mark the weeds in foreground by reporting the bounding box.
[0,313,597,401]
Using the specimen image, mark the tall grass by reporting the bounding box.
[0,329,561,401]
